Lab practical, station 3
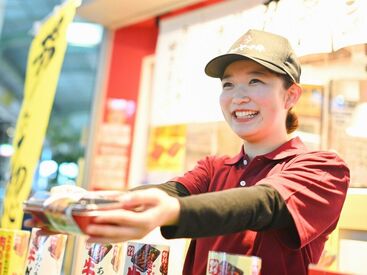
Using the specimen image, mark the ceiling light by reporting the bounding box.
[67,22,103,47]
[39,160,58,178]
[0,144,13,157]
[59,162,79,178]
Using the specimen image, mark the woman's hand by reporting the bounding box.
[85,188,180,243]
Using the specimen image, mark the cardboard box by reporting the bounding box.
[207,251,261,275]
[123,242,170,275]
[24,228,67,275]
[0,228,30,275]
[77,242,124,275]
[308,265,355,275]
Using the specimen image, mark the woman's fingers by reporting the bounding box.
[81,188,180,242]
[91,208,155,227]
[23,218,63,235]
[85,223,147,242]
[24,218,36,228]
[86,236,126,244]
[120,188,166,208]
[24,218,48,230]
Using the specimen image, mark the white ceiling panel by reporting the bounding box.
[77,0,204,29]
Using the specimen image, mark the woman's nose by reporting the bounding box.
[232,88,250,104]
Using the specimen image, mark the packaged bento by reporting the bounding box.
[23,186,125,235]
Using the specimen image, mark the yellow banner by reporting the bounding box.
[1,0,79,229]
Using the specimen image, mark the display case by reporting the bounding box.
[328,80,367,187]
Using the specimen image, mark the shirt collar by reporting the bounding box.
[224,136,307,165]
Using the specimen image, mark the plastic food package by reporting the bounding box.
[23,186,125,234]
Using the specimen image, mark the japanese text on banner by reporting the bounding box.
[1,0,79,229]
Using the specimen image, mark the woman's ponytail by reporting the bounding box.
[286,108,298,134]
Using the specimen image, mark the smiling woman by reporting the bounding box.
[82,29,350,275]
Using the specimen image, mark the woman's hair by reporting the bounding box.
[281,74,299,134]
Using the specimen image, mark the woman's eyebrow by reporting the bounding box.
[247,69,269,76]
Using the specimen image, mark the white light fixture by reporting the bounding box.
[0,144,13,157]
[39,160,58,178]
[67,22,103,47]
[59,162,79,179]
[346,102,367,138]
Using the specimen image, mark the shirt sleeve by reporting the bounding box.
[259,151,350,248]
[160,184,294,239]
[131,181,190,197]
[170,155,219,194]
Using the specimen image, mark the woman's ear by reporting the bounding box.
[285,83,302,109]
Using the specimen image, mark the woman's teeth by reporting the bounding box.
[235,111,259,118]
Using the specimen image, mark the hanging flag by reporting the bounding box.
[1,0,80,229]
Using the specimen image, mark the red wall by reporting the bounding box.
[102,18,157,188]
[106,19,158,100]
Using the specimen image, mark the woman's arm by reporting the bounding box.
[161,183,293,238]
[85,183,293,243]
[131,181,191,197]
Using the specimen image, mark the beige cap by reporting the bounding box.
[205,29,301,83]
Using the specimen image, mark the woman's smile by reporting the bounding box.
[232,109,260,121]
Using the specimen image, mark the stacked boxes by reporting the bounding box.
[123,242,170,275]
[0,228,30,275]
[76,242,124,275]
[24,228,67,275]
[206,251,261,275]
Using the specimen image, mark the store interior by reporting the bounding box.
[0,0,367,274]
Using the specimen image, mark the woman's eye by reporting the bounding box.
[222,82,233,88]
[249,78,263,85]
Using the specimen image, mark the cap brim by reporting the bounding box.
[205,53,288,79]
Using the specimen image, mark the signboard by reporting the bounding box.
[147,125,186,172]
[90,98,136,190]
[1,0,79,228]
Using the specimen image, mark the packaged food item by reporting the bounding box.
[23,186,125,234]
[77,241,123,275]
[308,264,355,275]
[123,242,170,275]
[0,228,30,275]
[24,228,67,275]
[206,251,261,275]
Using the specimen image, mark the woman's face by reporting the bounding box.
[219,59,291,143]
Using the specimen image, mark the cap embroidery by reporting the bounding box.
[242,34,253,43]
[230,43,265,53]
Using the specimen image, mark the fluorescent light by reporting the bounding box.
[39,160,58,177]
[59,162,79,178]
[0,144,13,157]
[67,22,103,47]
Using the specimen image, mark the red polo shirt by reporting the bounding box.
[172,137,349,275]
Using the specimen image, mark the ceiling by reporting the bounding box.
[77,0,204,29]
